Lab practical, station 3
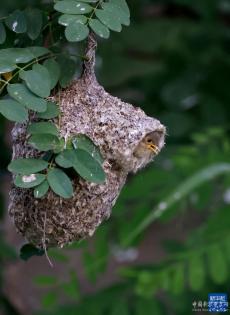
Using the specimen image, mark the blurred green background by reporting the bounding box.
[1,0,230,314]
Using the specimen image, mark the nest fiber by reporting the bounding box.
[9,35,166,248]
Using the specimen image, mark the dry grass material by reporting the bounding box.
[8,34,166,248]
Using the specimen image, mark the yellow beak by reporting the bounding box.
[147,144,159,154]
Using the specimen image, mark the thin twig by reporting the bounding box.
[42,211,54,267]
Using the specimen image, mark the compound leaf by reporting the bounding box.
[7,83,47,112]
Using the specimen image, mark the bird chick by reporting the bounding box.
[133,131,161,162]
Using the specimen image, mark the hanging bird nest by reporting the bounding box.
[8,34,166,249]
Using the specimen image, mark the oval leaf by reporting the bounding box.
[47,168,73,198]
[102,2,130,26]
[0,48,32,64]
[89,19,110,39]
[8,158,48,175]
[34,180,49,198]
[65,21,89,42]
[22,69,51,98]
[28,134,61,152]
[27,122,58,136]
[58,14,87,26]
[95,9,122,32]
[37,101,59,119]
[25,8,43,40]
[14,173,46,188]
[5,10,27,33]
[73,149,106,183]
[43,59,60,89]
[0,61,17,74]
[0,47,49,64]
[7,83,47,112]
[55,150,75,168]
[57,55,77,88]
[188,253,205,292]
[207,245,228,284]
[72,134,103,163]
[171,264,184,295]
[111,0,130,18]
[27,46,50,59]
[0,99,28,122]
[54,1,93,14]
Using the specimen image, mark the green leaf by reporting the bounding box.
[73,149,106,183]
[55,150,75,168]
[58,14,87,26]
[20,243,44,261]
[188,253,205,291]
[0,22,6,44]
[22,67,51,98]
[27,46,50,59]
[0,48,33,64]
[0,47,49,65]
[34,180,49,198]
[47,168,73,198]
[43,59,60,89]
[25,8,43,40]
[57,55,77,88]
[207,245,228,284]
[41,292,58,309]
[110,301,129,315]
[61,271,80,298]
[33,63,51,85]
[14,173,46,188]
[5,10,27,33]
[101,2,130,26]
[65,21,89,42]
[72,134,103,163]
[0,61,17,74]
[95,9,122,32]
[0,99,28,122]
[8,158,48,175]
[37,101,60,119]
[34,275,57,286]
[135,298,163,315]
[28,134,61,151]
[7,83,47,112]
[110,0,130,19]
[171,263,184,295]
[56,148,105,183]
[27,122,59,136]
[54,1,93,14]
[89,19,110,39]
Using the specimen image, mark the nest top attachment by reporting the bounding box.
[9,34,166,248]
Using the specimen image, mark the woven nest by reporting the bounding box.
[8,34,166,249]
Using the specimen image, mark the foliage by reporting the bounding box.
[0,0,230,314]
[0,0,129,199]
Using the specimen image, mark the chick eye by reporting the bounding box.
[146,139,152,143]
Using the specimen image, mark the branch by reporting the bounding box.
[82,32,97,82]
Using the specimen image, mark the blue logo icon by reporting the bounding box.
[208,293,228,313]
